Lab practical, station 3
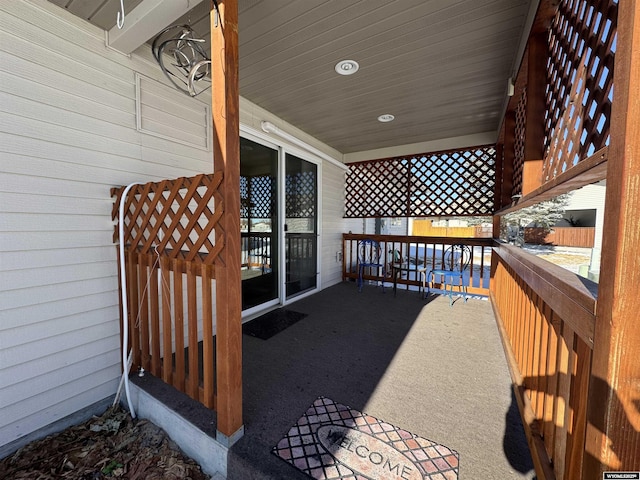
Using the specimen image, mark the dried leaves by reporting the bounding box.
[0,407,210,480]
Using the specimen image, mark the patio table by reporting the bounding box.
[391,262,421,297]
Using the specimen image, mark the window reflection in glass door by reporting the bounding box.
[240,137,279,310]
[285,153,318,298]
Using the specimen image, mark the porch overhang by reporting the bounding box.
[107,0,205,54]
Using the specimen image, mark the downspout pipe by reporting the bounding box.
[117,182,144,418]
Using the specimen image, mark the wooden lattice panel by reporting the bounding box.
[111,173,224,264]
[345,158,409,218]
[544,0,617,180]
[345,146,495,218]
[513,88,527,196]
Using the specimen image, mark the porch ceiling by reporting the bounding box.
[49,0,536,155]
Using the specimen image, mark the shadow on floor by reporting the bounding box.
[503,388,535,478]
[131,281,535,479]
[226,282,534,479]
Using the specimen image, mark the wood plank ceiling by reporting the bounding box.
[48,0,536,154]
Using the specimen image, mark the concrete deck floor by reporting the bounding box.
[132,281,535,479]
[226,282,535,479]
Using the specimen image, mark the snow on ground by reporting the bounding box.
[521,244,593,274]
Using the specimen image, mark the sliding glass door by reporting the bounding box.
[240,137,279,310]
[240,137,319,310]
[285,153,318,298]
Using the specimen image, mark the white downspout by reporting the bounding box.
[117,182,144,418]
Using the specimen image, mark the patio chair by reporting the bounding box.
[357,239,386,292]
[386,248,402,277]
[425,244,472,306]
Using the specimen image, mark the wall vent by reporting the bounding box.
[136,73,211,151]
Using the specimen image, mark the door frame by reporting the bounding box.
[239,124,323,315]
[281,147,322,305]
[239,128,281,319]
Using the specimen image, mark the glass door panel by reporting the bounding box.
[241,137,279,310]
[285,153,318,298]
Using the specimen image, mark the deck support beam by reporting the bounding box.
[585,0,640,476]
[211,0,243,443]
[522,33,547,196]
[502,111,517,205]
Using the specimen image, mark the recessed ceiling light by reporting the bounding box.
[377,114,395,122]
[335,60,359,75]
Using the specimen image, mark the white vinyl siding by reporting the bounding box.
[320,162,347,288]
[0,0,352,452]
[0,0,212,448]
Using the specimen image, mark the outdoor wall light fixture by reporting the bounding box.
[507,77,515,97]
[335,60,359,75]
[377,114,395,122]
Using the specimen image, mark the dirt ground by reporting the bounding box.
[0,407,210,480]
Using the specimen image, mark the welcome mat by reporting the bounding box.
[272,397,459,480]
[242,309,308,340]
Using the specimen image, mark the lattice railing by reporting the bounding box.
[111,173,224,410]
[544,0,617,180]
[345,146,495,218]
[111,173,224,264]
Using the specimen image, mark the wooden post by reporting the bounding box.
[522,33,546,196]
[584,1,640,476]
[491,138,503,290]
[502,112,516,205]
[211,0,243,444]
[525,34,547,162]
[489,214,501,293]
[494,142,504,210]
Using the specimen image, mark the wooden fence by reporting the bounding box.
[111,174,224,410]
[412,220,493,238]
[120,250,217,407]
[524,227,595,248]
[491,243,597,479]
[342,234,493,297]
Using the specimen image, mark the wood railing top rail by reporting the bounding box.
[343,233,494,247]
[493,241,597,348]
